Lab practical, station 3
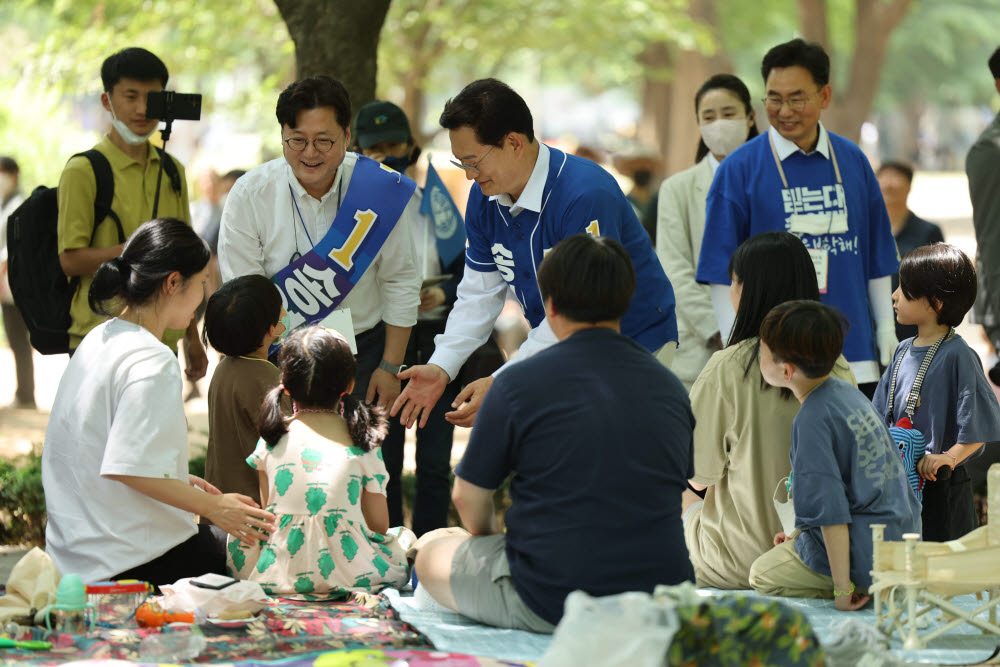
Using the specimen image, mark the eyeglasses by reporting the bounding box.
[762,93,818,113]
[450,145,496,175]
[284,136,338,152]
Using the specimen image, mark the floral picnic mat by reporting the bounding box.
[0,592,443,665]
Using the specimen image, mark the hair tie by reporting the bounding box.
[278,383,285,392]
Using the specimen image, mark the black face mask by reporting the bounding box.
[380,146,422,174]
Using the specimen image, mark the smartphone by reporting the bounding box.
[190,573,239,590]
[145,91,202,122]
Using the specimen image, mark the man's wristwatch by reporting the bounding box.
[378,360,406,375]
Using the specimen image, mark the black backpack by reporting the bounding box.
[7,147,181,354]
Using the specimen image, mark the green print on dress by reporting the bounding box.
[346,446,365,457]
[374,473,387,489]
[354,574,371,589]
[228,539,246,572]
[301,448,323,472]
[274,464,295,496]
[318,549,336,578]
[279,514,294,529]
[324,509,345,537]
[257,546,277,573]
[341,532,359,561]
[287,527,305,556]
[372,554,390,577]
[347,475,362,505]
[306,484,327,515]
[376,448,383,461]
[294,574,315,594]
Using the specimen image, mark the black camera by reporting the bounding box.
[145,91,202,122]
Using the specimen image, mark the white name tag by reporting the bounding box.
[787,211,849,235]
[319,307,357,354]
[808,248,829,294]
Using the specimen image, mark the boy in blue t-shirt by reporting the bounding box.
[749,300,921,611]
[872,243,1000,541]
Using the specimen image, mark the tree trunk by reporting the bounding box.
[637,0,733,178]
[797,0,912,142]
[274,0,390,112]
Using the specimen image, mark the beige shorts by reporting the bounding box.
[449,533,556,634]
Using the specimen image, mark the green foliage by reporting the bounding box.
[0,0,294,187]
[877,0,1000,109]
[0,453,46,546]
[187,453,206,480]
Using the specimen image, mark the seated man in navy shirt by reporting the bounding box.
[413,234,695,632]
[391,78,677,430]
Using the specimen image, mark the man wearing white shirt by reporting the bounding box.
[392,78,677,429]
[218,77,420,409]
[695,39,898,397]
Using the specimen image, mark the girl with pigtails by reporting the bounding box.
[227,326,414,599]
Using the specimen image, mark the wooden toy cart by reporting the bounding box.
[870,463,1000,650]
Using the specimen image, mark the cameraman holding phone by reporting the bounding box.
[56,47,206,379]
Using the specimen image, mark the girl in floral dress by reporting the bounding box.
[227,326,414,599]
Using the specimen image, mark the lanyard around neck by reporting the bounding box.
[288,173,345,253]
[768,130,843,189]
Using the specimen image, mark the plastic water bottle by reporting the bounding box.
[138,629,207,662]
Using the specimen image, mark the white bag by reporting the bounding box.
[773,476,797,536]
[538,589,681,667]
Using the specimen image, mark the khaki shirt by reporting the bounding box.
[685,338,856,588]
[57,135,190,349]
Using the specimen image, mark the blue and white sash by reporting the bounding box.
[271,156,416,351]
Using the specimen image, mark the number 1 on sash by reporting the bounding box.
[329,209,378,271]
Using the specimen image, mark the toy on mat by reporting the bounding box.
[870,463,1000,649]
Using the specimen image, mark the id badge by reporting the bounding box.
[807,248,829,294]
[320,307,357,354]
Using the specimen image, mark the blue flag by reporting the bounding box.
[420,157,466,268]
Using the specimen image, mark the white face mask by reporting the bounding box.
[109,100,158,146]
[699,118,750,158]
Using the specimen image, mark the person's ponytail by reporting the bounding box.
[340,393,387,452]
[259,385,289,448]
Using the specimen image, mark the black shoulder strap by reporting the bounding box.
[74,149,125,244]
[154,147,183,195]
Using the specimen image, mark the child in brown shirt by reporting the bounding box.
[200,275,287,522]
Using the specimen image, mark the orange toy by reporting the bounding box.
[135,600,195,627]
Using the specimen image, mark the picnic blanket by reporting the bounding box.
[0,592,434,665]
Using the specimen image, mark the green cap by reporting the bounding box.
[353,100,411,150]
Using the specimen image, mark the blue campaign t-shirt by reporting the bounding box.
[695,131,899,363]
[463,146,677,351]
[792,377,921,588]
[454,327,695,625]
[872,335,1000,455]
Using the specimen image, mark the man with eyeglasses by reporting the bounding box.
[695,38,899,398]
[218,76,420,411]
[391,78,678,430]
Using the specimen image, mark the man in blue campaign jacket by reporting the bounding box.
[695,39,899,397]
[392,78,677,429]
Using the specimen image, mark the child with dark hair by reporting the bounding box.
[872,243,1000,541]
[227,326,413,599]
[201,275,288,518]
[750,300,920,610]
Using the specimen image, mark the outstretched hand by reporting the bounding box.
[205,493,276,547]
[390,364,450,428]
[445,376,493,427]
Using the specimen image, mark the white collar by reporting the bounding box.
[768,123,830,160]
[285,159,344,204]
[707,152,720,175]
[491,143,550,214]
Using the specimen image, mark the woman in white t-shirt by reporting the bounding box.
[42,218,275,586]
